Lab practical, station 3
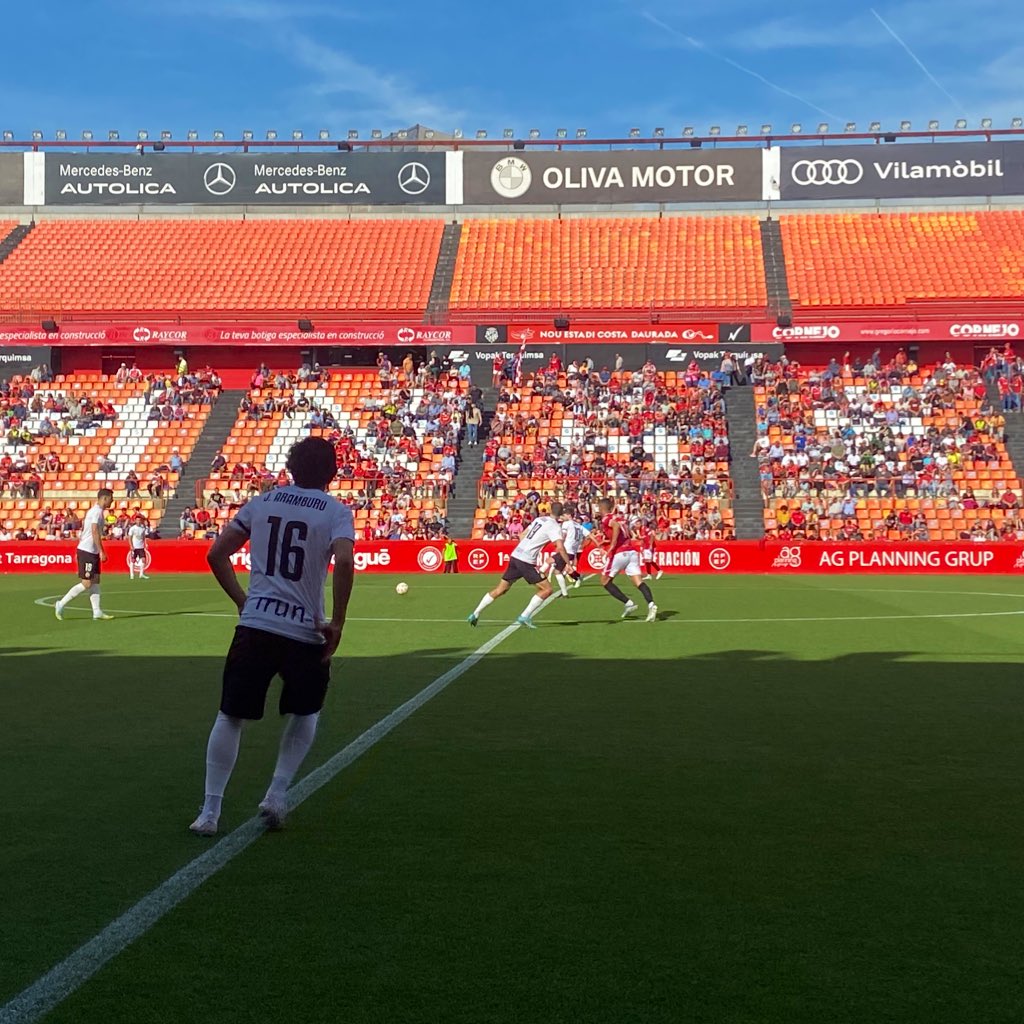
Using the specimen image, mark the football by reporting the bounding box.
[395,582,409,595]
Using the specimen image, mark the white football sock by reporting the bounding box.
[59,582,86,606]
[89,588,102,616]
[201,712,244,818]
[555,573,568,597]
[521,594,545,619]
[266,713,320,800]
[473,592,495,617]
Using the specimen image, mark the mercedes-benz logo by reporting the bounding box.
[397,162,430,195]
[203,162,237,196]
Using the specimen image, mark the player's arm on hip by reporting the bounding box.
[93,523,106,561]
[321,537,355,662]
[206,523,249,614]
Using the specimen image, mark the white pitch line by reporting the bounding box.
[0,593,559,1024]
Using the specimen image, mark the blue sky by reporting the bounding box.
[3,0,1023,140]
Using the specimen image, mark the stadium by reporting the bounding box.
[4,21,1024,1020]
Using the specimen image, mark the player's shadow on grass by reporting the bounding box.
[7,646,1024,1024]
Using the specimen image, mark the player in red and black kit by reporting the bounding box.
[639,521,663,580]
[595,498,658,621]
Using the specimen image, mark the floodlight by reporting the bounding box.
[708,125,721,135]
[475,129,487,139]
[158,130,170,141]
[1013,117,1023,129]
[55,130,67,141]
[736,125,748,135]
[452,129,463,139]
[266,130,277,140]
[981,117,993,129]
[760,124,772,134]
[423,129,435,139]
[528,128,541,139]
[503,128,514,139]
[318,129,330,141]
[396,129,408,140]
[292,130,303,141]
[108,130,120,141]
[791,123,802,133]
[241,129,253,141]
[899,120,912,131]
[653,127,665,137]
[954,118,967,129]
[348,130,359,140]
[869,121,882,132]
[844,122,857,132]
[576,128,587,138]
[371,129,383,139]
[137,130,149,141]
[928,120,940,131]
[2,131,14,142]
[31,130,43,141]
[187,130,200,141]
[629,127,641,138]
[556,128,567,139]
[682,126,695,136]
[817,122,829,133]
[81,130,93,142]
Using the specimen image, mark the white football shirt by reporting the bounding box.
[128,524,147,550]
[231,486,354,644]
[510,515,562,566]
[77,505,105,554]
[560,519,585,555]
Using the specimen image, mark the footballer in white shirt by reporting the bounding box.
[190,437,355,837]
[54,488,114,621]
[127,517,150,579]
[467,501,570,629]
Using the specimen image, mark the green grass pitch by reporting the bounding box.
[4,572,1024,1023]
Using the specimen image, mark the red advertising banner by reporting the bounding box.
[2,540,1023,575]
[751,318,1024,344]
[509,323,718,346]
[0,323,477,348]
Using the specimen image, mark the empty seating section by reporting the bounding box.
[0,220,444,316]
[203,371,464,538]
[756,362,1022,541]
[449,217,767,314]
[781,211,1024,309]
[474,367,735,539]
[1,372,212,536]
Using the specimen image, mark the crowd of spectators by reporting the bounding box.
[754,350,1023,541]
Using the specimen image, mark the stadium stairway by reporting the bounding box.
[759,218,793,322]
[0,221,34,263]
[425,222,462,323]
[724,386,765,538]
[444,381,499,536]
[987,379,1024,480]
[160,389,245,534]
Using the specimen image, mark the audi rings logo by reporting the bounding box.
[203,162,237,196]
[417,546,443,572]
[467,548,489,571]
[397,162,430,195]
[791,159,864,186]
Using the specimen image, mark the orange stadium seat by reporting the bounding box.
[781,210,1024,309]
[0,219,444,316]
[449,216,767,314]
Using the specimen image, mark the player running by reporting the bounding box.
[596,498,658,622]
[468,501,571,629]
[54,488,114,621]
[127,516,150,580]
[639,519,663,580]
[551,509,586,597]
[190,437,355,837]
